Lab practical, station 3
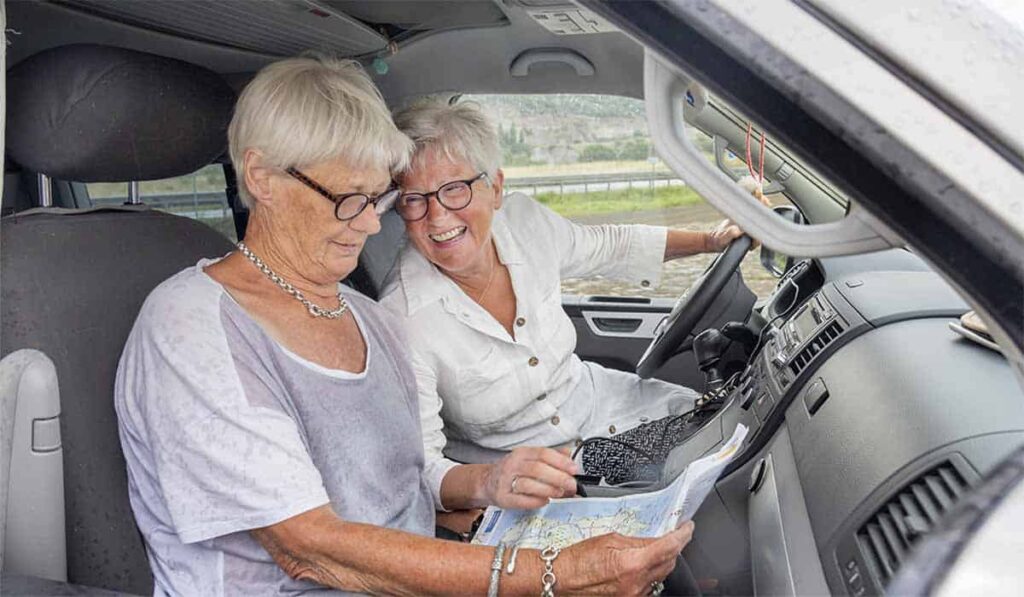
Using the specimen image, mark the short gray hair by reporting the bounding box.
[392,98,502,179]
[228,55,413,207]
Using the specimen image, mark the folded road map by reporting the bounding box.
[472,424,749,549]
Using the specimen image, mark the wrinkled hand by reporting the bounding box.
[706,179,773,252]
[705,218,747,253]
[560,522,695,596]
[483,447,578,510]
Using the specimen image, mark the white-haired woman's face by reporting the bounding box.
[400,151,502,278]
[271,156,389,283]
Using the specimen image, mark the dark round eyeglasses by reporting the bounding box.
[396,172,489,222]
[286,167,401,221]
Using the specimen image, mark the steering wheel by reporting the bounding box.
[636,235,753,378]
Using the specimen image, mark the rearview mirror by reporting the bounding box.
[761,206,804,276]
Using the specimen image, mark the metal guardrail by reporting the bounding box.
[506,171,679,187]
[91,170,685,216]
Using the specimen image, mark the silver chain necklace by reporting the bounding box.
[236,242,348,319]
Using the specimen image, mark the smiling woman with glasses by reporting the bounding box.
[381,98,759,515]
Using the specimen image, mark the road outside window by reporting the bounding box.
[467,94,779,299]
[86,164,236,241]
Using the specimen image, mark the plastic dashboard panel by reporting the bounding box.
[689,267,1022,596]
[578,262,1022,596]
[723,267,1022,596]
[785,318,1024,594]
[748,425,830,595]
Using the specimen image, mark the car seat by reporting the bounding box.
[1,44,235,594]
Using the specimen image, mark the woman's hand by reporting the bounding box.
[704,218,747,253]
[705,177,775,252]
[559,522,696,596]
[482,447,578,509]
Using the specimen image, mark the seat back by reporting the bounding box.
[1,208,235,593]
[358,208,408,298]
[3,43,236,593]
[0,349,66,581]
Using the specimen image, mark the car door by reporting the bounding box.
[565,269,756,390]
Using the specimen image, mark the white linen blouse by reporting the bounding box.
[380,193,698,509]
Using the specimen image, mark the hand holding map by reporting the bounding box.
[472,424,749,549]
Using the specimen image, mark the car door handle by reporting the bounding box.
[592,317,642,333]
[582,311,667,338]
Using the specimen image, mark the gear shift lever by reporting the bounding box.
[721,321,758,356]
[693,329,731,391]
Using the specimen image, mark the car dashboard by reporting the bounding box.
[609,250,1024,595]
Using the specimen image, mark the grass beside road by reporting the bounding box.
[536,184,704,218]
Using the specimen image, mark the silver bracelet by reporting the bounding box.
[488,543,507,597]
[540,546,560,597]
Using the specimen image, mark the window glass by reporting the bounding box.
[86,164,236,241]
[467,94,781,299]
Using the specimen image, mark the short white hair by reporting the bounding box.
[228,55,413,207]
[392,97,501,179]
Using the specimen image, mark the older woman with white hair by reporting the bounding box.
[114,56,691,596]
[380,98,756,506]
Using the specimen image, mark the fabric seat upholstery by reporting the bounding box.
[1,208,235,593]
[2,43,236,594]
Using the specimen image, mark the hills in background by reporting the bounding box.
[469,94,652,166]
[469,94,712,167]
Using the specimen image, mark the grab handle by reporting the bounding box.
[644,49,901,258]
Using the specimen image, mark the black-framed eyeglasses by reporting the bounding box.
[396,172,489,222]
[286,167,400,221]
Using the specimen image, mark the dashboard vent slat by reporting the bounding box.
[924,474,954,511]
[865,523,896,578]
[939,467,967,499]
[910,484,942,523]
[876,514,907,560]
[788,319,844,378]
[854,461,970,587]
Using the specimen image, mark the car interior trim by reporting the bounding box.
[793,0,1024,173]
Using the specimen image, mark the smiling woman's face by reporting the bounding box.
[400,150,502,278]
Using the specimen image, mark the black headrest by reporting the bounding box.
[6,44,235,182]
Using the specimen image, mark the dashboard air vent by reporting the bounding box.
[788,319,844,377]
[855,461,970,586]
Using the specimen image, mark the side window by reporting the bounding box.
[86,164,236,241]
[466,94,778,299]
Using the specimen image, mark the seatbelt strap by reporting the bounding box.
[222,163,249,241]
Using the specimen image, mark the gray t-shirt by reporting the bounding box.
[115,260,435,595]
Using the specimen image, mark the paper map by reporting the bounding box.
[472,424,748,549]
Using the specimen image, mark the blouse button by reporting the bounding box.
[641,280,651,288]
[536,393,547,401]
[516,317,526,327]
[608,425,617,434]
[550,416,560,426]
[528,356,539,367]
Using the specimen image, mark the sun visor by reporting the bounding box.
[6,44,234,182]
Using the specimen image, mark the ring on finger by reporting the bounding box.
[511,475,521,494]
[650,581,664,596]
